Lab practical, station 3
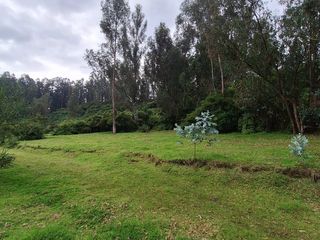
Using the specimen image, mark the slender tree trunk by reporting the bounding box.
[217,53,224,95]
[283,99,298,134]
[112,43,117,134]
[209,57,216,93]
[292,102,303,134]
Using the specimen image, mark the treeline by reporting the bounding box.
[1,0,320,138]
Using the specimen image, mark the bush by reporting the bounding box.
[17,122,44,140]
[1,121,44,143]
[53,120,91,135]
[116,111,138,132]
[238,113,256,134]
[2,135,18,148]
[133,104,168,131]
[148,108,168,130]
[0,124,16,144]
[0,148,15,168]
[183,93,239,133]
[87,113,112,132]
[138,124,151,132]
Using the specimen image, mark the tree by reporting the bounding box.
[100,0,129,134]
[175,111,218,160]
[119,4,147,104]
[144,23,190,123]
[178,0,227,94]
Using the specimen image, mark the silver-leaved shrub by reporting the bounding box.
[174,111,218,159]
[289,133,309,159]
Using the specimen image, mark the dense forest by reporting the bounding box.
[0,0,319,142]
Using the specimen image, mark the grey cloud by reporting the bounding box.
[0,0,185,79]
[14,0,99,14]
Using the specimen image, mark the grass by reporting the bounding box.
[0,131,320,239]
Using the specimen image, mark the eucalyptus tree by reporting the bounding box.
[0,73,25,123]
[99,0,130,134]
[144,23,190,122]
[175,111,218,160]
[280,0,320,132]
[85,48,112,103]
[177,0,227,94]
[119,4,147,104]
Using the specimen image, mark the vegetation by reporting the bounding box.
[289,134,309,160]
[0,0,319,136]
[1,132,320,239]
[0,0,320,238]
[175,111,218,159]
[0,148,15,168]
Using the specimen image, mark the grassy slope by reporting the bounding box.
[0,132,320,239]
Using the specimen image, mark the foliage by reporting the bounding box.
[53,120,91,135]
[87,113,113,132]
[116,111,138,132]
[184,93,239,133]
[289,134,309,159]
[175,111,218,159]
[135,104,168,131]
[0,121,44,144]
[238,114,256,134]
[0,148,15,168]
[1,0,320,135]
[17,122,45,141]
[2,135,19,148]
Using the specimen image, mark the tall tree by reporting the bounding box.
[145,23,190,123]
[120,4,147,104]
[100,0,129,134]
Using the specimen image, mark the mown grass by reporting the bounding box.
[0,131,320,239]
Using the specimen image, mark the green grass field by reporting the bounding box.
[1,132,320,239]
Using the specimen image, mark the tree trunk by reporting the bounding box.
[209,57,216,93]
[283,99,298,134]
[292,102,303,134]
[218,53,224,95]
[112,47,117,134]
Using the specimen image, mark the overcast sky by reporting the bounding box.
[0,0,282,80]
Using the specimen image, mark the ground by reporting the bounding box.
[1,132,320,239]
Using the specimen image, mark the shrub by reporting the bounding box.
[17,122,44,140]
[138,124,151,132]
[148,108,168,130]
[0,148,15,168]
[116,111,138,132]
[1,121,44,142]
[183,93,239,133]
[175,111,219,159]
[2,135,18,148]
[53,120,91,135]
[289,134,309,160]
[238,113,256,134]
[0,124,16,144]
[87,113,112,132]
[134,106,168,131]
